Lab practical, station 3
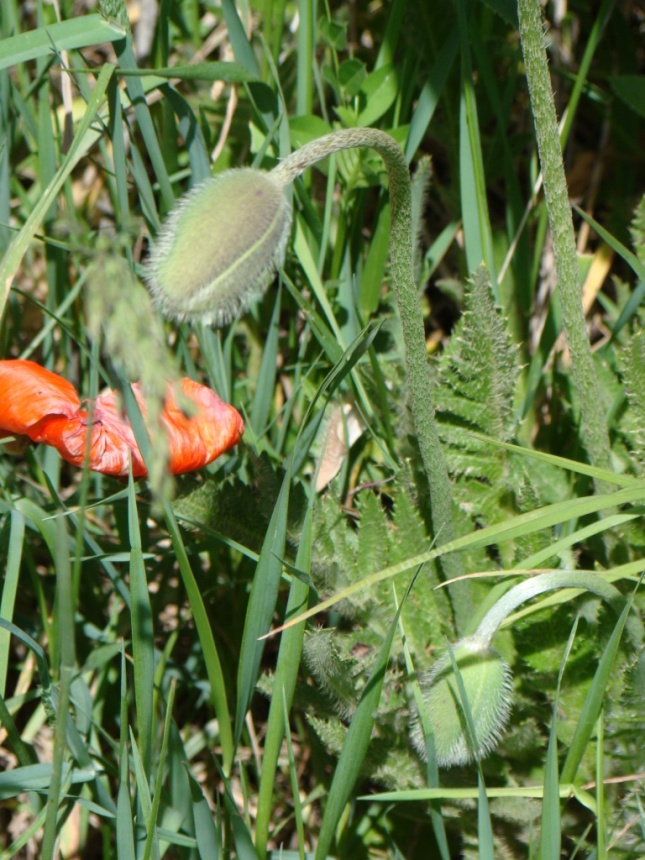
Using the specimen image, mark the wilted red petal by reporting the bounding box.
[158,378,245,474]
[0,360,243,477]
[0,360,80,438]
[38,405,148,477]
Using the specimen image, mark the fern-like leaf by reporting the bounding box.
[617,327,645,475]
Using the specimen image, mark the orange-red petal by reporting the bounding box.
[0,360,80,438]
[0,360,243,477]
[158,378,245,474]
[37,406,148,477]
[39,381,243,477]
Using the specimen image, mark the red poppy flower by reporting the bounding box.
[0,360,243,477]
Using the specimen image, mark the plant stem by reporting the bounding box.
[474,571,627,643]
[517,0,611,476]
[274,129,466,600]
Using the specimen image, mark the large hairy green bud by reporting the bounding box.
[412,635,513,768]
[145,168,292,326]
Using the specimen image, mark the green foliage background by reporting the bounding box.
[0,0,645,858]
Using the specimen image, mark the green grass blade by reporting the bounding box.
[115,62,256,83]
[296,0,314,115]
[0,761,94,799]
[162,86,211,183]
[184,766,222,860]
[236,322,382,744]
[398,585,450,860]
[235,472,291,744]
[117,648,136,860]
[283,690,306,860]
[212,757,260,859]
[558,0,615,150]
[405,23,458,162]
[219,0,260,77]
[250,288,282,437]
[469,434,637,488]
[0,616,51,693]
[596,712,606,859]
[197,326,232,404]
[477,768,495,860]
[560,590,636,785]
[610,278,645,339]
[540,619,579,859]
[443,645,494,856]
[113,38,175,212]
[268,483,645,634]
[0,14,126,71]
[282,274,344,365]
[41,517,75,860]
[142,680,176,860]
[162,500,234,775]
[255,501,314,857]
[517,513,638,571]
[314,574,416,860]
[360,202,391,314]
[456,1,496,292]
[129,728,157,859]
[574,206,645,282]
[106,75,133,253]
[0,62,114,321]
[293,216,346,345]
[128,474,155,774]
[0,511,25,697]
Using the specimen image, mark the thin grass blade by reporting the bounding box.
[162,500,234,774]
[0,63,114,320]
[117,647,136,860]
[250,287,281,437]
[255,501,314,856]
[540,619,579,859]
[0,511,25,697]
[314,573,417,860]
[405,24,458,162]
[142,680,176,860]
[560,590,637,785]
[128,474,155,774]
[268,483,645,635]
[184,766,221,860]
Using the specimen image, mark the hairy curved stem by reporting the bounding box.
[474,571,628,643]
[275,129,466,599]
[518,0,611,478]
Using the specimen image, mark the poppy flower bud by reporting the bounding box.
[411,635,513,768]
[145,168,292,327]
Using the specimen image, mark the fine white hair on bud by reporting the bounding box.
[411,635,513,768]
[145,168,292,327]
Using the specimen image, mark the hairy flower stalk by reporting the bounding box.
[147,128,464,600]
[275,129,462,586]
[518,0,612,479]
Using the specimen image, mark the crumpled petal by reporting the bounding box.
[0,359,244,477]
[0,360,80,437]
[156,378,246,475]
[36,404,148,477]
